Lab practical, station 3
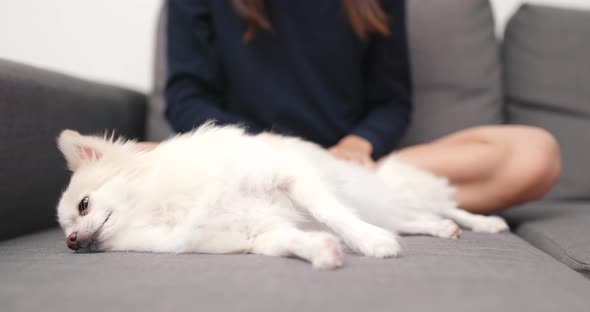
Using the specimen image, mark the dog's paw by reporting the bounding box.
[435,220,462,239]
[311,233,344,270]
[353,228,401,258]
[471,216,509,233]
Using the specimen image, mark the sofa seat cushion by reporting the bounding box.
[2,229,590,312]
[503,200,590,278]
[503,4,590,199]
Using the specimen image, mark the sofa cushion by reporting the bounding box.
[2,229,590,312]
[149,0,505,146]
[147,1,174,142]
[0,59,146,241]
[503,4,590,199]
[503,200,590,278]
[398,0,504,147]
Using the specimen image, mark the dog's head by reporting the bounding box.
[56,130,136,252]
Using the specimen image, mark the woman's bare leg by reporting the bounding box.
[389,125,561,214]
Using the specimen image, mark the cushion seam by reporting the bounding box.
[518,224,590,273]
[507,96,590,120]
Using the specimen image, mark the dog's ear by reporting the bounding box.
[57,130,110,171]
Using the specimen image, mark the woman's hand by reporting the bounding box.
[328,135,376,169]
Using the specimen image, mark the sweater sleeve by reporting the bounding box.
[351,0,413,159]
[165,0,260,133]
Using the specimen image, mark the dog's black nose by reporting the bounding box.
[67,232,79,251]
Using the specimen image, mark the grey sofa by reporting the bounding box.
[1,1,589,311]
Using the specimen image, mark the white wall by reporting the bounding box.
[0,0,588,93]
[0,0,163,92]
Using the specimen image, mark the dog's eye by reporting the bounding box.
[78,197,89,216]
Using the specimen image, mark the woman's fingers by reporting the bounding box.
[328,147,376,170]
[360,155,377,170]
[328,148,350,161]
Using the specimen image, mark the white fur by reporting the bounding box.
[56,123,508,269]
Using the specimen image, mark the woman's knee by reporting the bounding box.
[503,126,561,201]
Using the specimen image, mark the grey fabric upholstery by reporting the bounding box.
[2,229,590,312]
[399,0,504,147]
[147,1,174,141]
[503,200,590,278]
[503,4,590,199]
[148,0,505,147]
[0,59,147,241]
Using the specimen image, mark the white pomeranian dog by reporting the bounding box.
[56,122,508,269]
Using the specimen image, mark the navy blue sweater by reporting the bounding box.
[165,0,412,158]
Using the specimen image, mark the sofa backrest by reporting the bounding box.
[503,4,590,200]
[399,0,504,147]
[0,59,146,240]
[148,0,504,148]
[147,1,173,142]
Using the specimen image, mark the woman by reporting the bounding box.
[158,0,561,214]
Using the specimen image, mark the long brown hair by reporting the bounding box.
[231,0,391,41]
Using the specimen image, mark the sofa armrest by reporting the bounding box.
[0,58,147,241]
